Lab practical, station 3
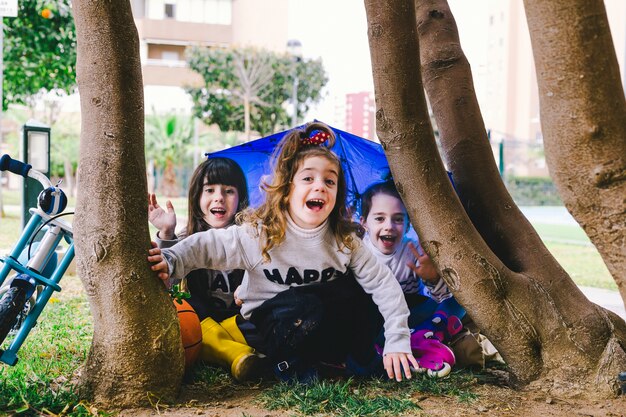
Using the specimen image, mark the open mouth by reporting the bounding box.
[379,235,397,248]
[306,199,325,212]
[210,207,226,217]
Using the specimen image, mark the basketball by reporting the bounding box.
[174,299,202,370]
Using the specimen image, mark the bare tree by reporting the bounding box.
[364,0,626,397]
[72,0,184,406]
[231,48,275,140]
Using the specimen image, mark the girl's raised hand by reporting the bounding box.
[407,242,439,284]
[383,351,419,382]
[148,193,177,240]
[148,242,170,281]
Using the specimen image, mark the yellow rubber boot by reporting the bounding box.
[200,317,266,382]
[220,315,248,345]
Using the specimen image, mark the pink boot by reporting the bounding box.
[409,329,456,378]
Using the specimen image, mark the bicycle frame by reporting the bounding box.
[0,155,73,366]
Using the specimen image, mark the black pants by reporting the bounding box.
[249,274,383,365]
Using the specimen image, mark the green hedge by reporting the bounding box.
[505,176,563,206]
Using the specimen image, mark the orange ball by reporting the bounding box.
[174,299,202,370]
[41,9,53,19]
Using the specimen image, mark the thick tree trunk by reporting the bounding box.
[414,0,626,395]
[364,0,626,397]
[72,0,184,407]
[523,0,626,306]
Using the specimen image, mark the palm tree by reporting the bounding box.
[145,113,194,197]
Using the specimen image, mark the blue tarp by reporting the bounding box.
[207,122,391,215]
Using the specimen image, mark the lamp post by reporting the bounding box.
[286,39,302,127]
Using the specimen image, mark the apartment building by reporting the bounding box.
[345,92,376,141]
[129,0,289,112]
[482,0,626,176]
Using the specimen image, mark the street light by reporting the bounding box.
[286,39,302,127]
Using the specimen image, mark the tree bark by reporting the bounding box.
[364,0,626,397]
[72,0,184,407]
[523,0,626,306]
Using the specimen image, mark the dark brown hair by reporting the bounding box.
[187,157,248,236]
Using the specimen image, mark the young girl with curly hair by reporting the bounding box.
[149,122,417,383]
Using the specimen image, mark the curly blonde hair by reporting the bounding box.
[240,121,358,262]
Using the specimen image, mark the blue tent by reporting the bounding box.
[207,122,391,214]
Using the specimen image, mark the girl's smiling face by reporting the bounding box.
[287,156,339,229]
[200,183,240,229]
[362,193,409,254]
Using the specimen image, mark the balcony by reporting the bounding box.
[135,17,232,46]
[142,59,204,88]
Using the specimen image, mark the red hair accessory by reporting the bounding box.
[301,130,330,146]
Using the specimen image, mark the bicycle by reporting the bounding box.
[0,154,73,366]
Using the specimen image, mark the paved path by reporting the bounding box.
[519,206,578,226]
[579,286,625,319]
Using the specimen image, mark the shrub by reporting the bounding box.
[505,176,562,206]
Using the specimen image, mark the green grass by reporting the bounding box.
[528,222,615,290]
[0,292,481,417]
[257,371,479,417]
[532,222,591,244]
[544,241,615,289]
[0,209,21,251]
[258,379,422,416]
[0,281,103,416]
[1,188,22,206]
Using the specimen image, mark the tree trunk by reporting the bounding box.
[364,0,626,397]
[161,157,179,197]
[72,0,184,407]
[523,0,626,307]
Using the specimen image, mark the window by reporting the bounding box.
[162,51,180,61]
[204,0,232,25]
[164,3,176,18]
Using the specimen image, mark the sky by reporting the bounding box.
[287,0,490,124]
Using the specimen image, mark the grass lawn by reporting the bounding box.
[0,276,95,416]
[531,222,591,244]
[0,273,482,416]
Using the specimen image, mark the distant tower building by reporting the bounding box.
[345,92,376,141]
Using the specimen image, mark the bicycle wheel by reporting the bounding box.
[0,286,28,346]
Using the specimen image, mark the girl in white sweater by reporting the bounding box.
[149,122,417,382]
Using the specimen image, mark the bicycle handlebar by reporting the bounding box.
[0,154,31,177]
[1,154,52,189]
